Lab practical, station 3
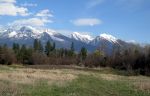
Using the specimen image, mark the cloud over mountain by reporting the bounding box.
[0,0,30,16]
[72,18,102,26]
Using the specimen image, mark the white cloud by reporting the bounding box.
[0,0,30,16]
[8,8,54,27]
[0,0,16,3]
[21,3,37,7]
[87,0,104,8]
[72,18,102,26]
[36,9,53,17]
[9,17,53,27]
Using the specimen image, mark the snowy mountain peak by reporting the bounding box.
[0,25,132,52]
[100,33,118,43]
[43,29,58,36]
[1,25,62,39]
[1,26,40,39]
[71,32,93,43]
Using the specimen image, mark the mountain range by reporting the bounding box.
[0,26,135,53]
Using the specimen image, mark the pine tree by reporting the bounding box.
[19,44,27,64]
[52,42,56,51]
[38,40,43,52]
[69,42,75,57]
[13,43,20,54]
[71,42,74,52]
[33,39,43,53]
[34,39,39,51]
[67,42,74,57]
[25,47,34,64]
[80,47,87,60]
[16,43,20,52]
[13,43,16,53]
[45,40,52,56]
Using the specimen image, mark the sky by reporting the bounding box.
[0,0,150,43]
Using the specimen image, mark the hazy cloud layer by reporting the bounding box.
[9,17,53,27]
[36,9,53,17]
[72,18,102,26]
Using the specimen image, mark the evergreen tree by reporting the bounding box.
[71,42,74,52]
[16,43,20,52]
[38,40,43,52]
[33,39,43,53]
[52,42,56,51]
[19,44,27,64]
[45,40,52,56]
[13,43,20,54]
[34,39,39,51]
[69,42,75,57]
[13,43,17,52]
[25,47,34,64]
[80,47,87,60]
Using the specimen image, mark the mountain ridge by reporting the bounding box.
[0,26,135,52]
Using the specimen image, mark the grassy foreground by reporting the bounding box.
[0,65,150,96]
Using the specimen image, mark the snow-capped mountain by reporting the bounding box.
[0,26,72,48]
[89,33,119,46]
[0,25,131,52]
[1,26,60,40]
[100,33,118,43]
[71,32,93,43]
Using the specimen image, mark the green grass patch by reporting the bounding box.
[0,65,14,72]
[21,75,150,96]
[0,65,150,96]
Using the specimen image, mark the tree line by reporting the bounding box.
[0,39,87,65]
[0,39,150,76]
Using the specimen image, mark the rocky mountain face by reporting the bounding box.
[0,26,133,52]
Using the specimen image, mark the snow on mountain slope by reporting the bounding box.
[0,26,39,39]
[100,33,118,43]
[0,26,64,41]
[0,26,132,52]
[44,29,58,36]
[71,32,93,43]
[89,33,120,48]
[0,26,7,33]
[8,31,17,37]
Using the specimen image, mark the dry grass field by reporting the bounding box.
[0,65,150,96]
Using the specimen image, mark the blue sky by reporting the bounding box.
[0,0,150,43]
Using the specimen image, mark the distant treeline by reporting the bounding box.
[0,39,150,76]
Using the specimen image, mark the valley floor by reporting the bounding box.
[0,65,150,96]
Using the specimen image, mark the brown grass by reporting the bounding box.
[0,65,150,93]
[98,74,123,81]
[127,76,150,91]
[0,82,22,96]
[0,68,77,85]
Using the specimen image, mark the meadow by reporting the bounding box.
[0,65,149,96]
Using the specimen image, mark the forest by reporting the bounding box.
[0,39,150,76]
